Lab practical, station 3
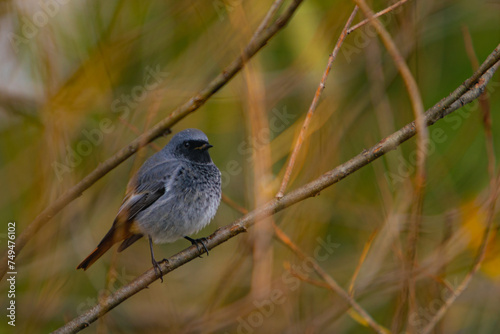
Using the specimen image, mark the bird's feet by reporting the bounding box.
[152,257,165,283]
[148,235,166,283]
[184,236,209,257]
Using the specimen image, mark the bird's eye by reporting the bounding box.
[184,142,190,148]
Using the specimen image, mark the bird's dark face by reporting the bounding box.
[175,139,213,163]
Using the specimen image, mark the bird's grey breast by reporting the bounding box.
[135,159,221,243]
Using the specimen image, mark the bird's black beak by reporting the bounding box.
[195,143,213,151]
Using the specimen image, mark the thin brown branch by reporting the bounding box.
[421,140,500,334]
[0,0,305,280]
[251,0,285,43]
[284,262,331,290]
[242,36,275,298]
[462,26,495,179]
[117,117,162,152]
[51,48,500,334]
[221,193,248,215]
[420,38,500,334]
[347,0,411,34]
[275,6,359,199]
[350,0,428,184]
[272,223,388,333]
[348,229,378,296]
[353,1,427,329]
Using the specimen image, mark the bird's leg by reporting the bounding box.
[184,236,209,256]
[149,235,164,283]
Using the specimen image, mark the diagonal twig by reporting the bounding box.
[353,1,428,329]
[347,0,411,34]
[51,46,500,334]
[420,36,499,334]
[463,26,495,179]
[272,223,389,334]
[348,229,379,296]
[0,0,305,280]
[276,0,414,199]
[284,262,332,289]
[276,5,359,199]
[251,0,285,43]
[421,170,499,334]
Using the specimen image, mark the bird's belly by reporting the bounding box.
[134,192,220,244]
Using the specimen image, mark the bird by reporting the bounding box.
[77,128,221,281]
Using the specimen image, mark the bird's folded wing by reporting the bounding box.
[114,160,181,227]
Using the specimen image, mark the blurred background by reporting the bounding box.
[1,0,500,333]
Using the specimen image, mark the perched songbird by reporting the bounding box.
[77,129,221,280]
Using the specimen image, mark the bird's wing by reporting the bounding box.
[116,186,166,223]
[115,159,181,226]
[112,159,182,252]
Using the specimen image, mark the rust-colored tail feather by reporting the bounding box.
[77,221,139,270]
[76,236,116,270]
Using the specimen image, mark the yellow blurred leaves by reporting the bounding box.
[460,201,500,279]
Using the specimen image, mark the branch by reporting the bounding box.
[347,0,411,34]
[419,37,499,334]
[52,45,500,334]
[420,173,499,334]
[353,0,427,329]
[272,223,388,334]
[0,0,305,280]
[276,5,359,198]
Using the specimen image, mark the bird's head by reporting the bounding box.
[166,128,214,164]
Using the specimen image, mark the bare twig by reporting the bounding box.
[420,172,499,334]
[251,0,285,43]
[221,193,248,215]
[242,39,275,298]
[276,6,359,199]
[420,36,500,334]
[421,131,499,334]
[353,1,427,329]
[347,0,411,34]
[117,117,161,152]
[0,0,305,280]
[348,229,378,296]
[272,223,388,333]
[284,263,331,289]
[228,0,279,298]
[462,26,495,178]
[51,48,500,334]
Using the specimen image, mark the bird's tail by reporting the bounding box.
[77,244,112,270]
[77,226,128,270]
[76,228,118,270]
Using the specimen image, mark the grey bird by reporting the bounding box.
[77,128,221,280]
